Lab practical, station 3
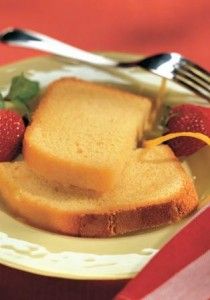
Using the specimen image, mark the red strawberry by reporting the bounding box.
[0,109,25,161]
[166,104,210,156]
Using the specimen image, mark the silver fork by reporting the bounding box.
[0,27,209,101]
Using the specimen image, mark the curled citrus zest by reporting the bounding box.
[143,132,210,148]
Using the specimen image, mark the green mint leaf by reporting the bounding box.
[12,100,30,117]
[7,74,40,104]
[0,99,4,109]
[4,101,13,110]
[4,100,30,118]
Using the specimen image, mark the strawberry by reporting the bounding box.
[0,109,25,161]
[165,104,210,156]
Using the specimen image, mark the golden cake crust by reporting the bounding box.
[0,146,198,237]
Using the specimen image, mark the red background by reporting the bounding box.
[0,1,209,299]
[0,0,210,69]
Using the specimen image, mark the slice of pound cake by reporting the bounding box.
[0,146,198,237]
[23,78,151,192]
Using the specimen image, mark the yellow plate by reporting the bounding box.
[0,53,209,280]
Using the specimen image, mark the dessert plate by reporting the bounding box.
[0,53,209,280]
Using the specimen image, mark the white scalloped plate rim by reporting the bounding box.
[0,53,209,280]
[0,232,158,280]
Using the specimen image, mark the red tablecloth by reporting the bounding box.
[0,1,209,299]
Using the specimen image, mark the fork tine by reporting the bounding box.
[174,56,210,100]
[175,66,210,91]
[182,59,210,81]
[174,74,210,100]
[180,64,210,86]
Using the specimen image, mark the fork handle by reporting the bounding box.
[0,28,117,67]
